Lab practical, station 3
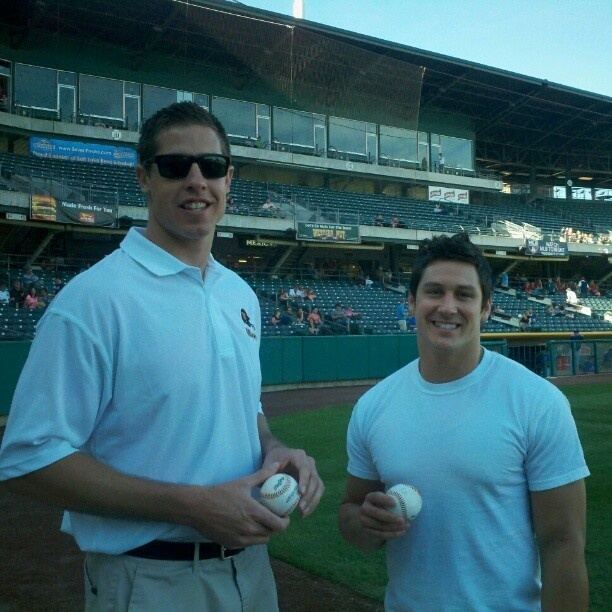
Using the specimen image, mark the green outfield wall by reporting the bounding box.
[4,336,610,418]
[0,336,420,416]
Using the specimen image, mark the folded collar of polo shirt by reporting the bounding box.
[120,227,219,277]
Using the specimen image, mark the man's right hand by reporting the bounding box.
[339,476,408,553]
[358,490,408,542]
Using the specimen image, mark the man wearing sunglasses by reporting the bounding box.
[0,102,324,611]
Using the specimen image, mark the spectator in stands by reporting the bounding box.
[395,299,408,332]
[566,286,579,306]
[277,288,290,310]
[364,275,373,289]
[20,265,39,287]
[294,307,306,326]
[0,282,9,304]
[437,151,445,173]
[270,308,292,326]
[546,277,556,295]
[519,309,532,331]
[52,277,65,296]
[23,286,39,310]
[307,307,323,335]
[270,309,282,326]
[499,270,509,290]
[531,278,544,298]
[420,156,428,171]
[547,303,564,317]
[339,232,588,612]
[304,288,317,310]
[329,302,350,333]
[588,280,600,297]
[577,277,588,299]
[570,329,584,344]
[37,287,49,309]
[343,304,361,320]
[433,202,443,214]
[374,214,384,226]
[261,198,280,216]
[288,284,303,308]
[390,216,400,228]
[0,87,8,112]
[0,102,323,612]
[9,279,25,309]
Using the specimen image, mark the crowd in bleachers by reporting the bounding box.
[0,263,74,339]
[2,257,612,341]
[489,272,612,334]
[561,226,610,245]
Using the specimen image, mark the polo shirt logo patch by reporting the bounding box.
[240,308,257,340]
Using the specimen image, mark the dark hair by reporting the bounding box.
[409,233,492,307]
[137,102,231,164]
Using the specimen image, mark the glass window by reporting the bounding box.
[570,187,592,200]
[14,63,57,110]
[440,135,474,170]
[79,74,123,119]
[594,188,612,202]
[58,71,76,86]
[124,81,140,96]
[212,97,256,138]
[257,104,270,118]
[379,125,418,162]
[194,93,209,109]
[273,108,314,147]
[142,84,177,121]
[328,116,367,155]
[418,132,429,170]
[553,186,592,199]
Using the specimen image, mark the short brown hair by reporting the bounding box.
[137,102,231,164]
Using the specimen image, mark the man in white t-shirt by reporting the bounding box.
[339,233,588,611]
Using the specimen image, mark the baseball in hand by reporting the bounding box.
[387,484,422,521]
[260,473,301,516]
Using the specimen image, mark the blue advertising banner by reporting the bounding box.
[29,137,137,167]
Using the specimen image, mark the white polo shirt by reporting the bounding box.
[0,228,264,553]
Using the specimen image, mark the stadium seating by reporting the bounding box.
[3,268,611,341]
[3,152,610,236]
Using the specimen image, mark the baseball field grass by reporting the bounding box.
[267,382,612,609]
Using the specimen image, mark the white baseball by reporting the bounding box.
[260,473,300,516]
[387,484,422,521]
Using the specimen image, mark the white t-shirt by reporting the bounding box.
[347,349,589,611]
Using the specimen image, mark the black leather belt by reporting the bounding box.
[124,540,244,561]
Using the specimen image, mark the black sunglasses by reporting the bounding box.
[147,154,230,180]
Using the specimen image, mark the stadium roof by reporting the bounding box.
[3,0,612,186]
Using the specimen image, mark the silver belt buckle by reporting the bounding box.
[220,545,233,560]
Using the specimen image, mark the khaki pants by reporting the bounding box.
[84,545,277,612]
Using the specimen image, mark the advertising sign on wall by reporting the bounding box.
[30,137,137,167]
[428,186,469,204]
[31,195,116,227]
[296,222,360,243]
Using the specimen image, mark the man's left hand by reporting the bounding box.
[262,447,324,517]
